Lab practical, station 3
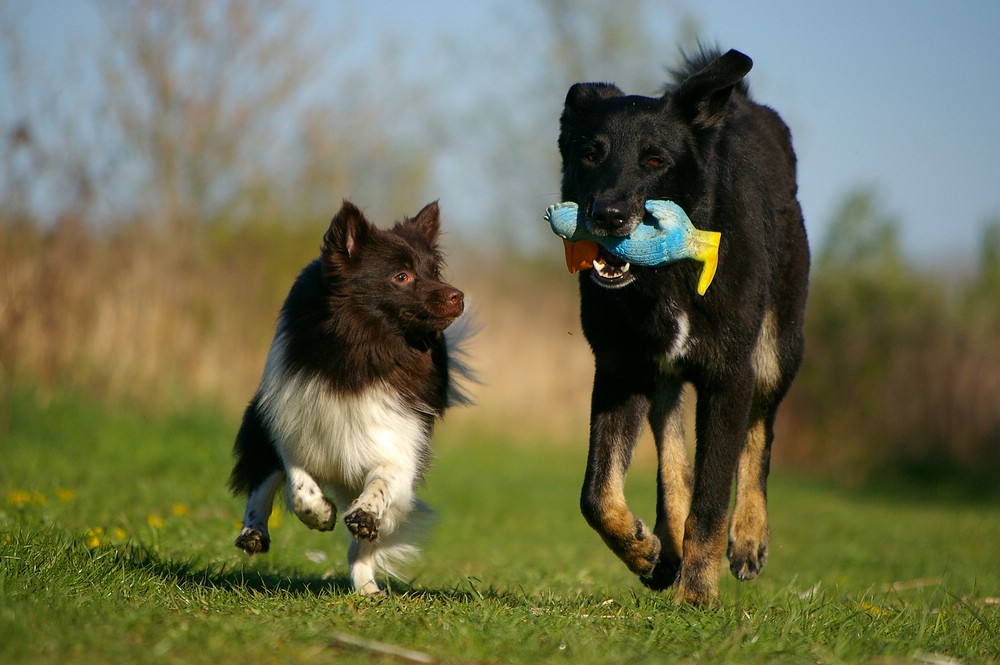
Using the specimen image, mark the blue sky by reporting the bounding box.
[12,0,1000,264]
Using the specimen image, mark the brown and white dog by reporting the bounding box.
[227,201,470,594]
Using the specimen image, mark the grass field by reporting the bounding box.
[1,387,998,664]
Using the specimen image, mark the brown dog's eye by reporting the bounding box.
[392,272,412,284]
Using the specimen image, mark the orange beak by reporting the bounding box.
[563,239,600,274]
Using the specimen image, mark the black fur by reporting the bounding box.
[558,48,809,604]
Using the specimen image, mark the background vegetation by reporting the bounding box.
[1,0,997,483]
[1,2,998,663]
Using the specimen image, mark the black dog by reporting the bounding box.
[228,200,468,594]
[557,48,809,605]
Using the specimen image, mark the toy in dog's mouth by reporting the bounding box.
[548,201,721,296]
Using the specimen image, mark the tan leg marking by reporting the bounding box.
[653,405,692,564]
[589,462,661,577]
[728,418,770,580]
[676,515,728,606]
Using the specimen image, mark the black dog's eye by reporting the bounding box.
[392,271,413,284]
[643,155,666,169]
[580,145,602,165]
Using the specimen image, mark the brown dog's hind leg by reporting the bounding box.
[235,469,284,555]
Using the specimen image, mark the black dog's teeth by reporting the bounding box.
[591,253,634,288]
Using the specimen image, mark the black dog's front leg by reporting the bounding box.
[580,365,660,577]
[676,375,754,605]
[641,379,692,590]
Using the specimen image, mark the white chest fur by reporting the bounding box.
[256,334,428,495]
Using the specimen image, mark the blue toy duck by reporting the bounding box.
[544,200,721,295]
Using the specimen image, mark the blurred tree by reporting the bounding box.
[0,1,100,223]
[97,0,341,228]
[540,0,699,91]
[975,216,1000,294]
[787,185,1000,486]
[1,0,432,229]
[816,185,903,273]
[99,0,291,225]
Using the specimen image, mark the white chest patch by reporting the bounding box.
[658,308,691,374]
[256,334,428,493]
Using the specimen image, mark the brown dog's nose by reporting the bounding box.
[445,288,464,315]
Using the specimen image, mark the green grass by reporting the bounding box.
[1,388,998,664]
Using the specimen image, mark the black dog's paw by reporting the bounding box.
[728,539,769,581]
[234,528,270,555]
[344,508,379,541]
[640,555,680,591]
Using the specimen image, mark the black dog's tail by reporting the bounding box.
[227,395,283,496]
[666,42,752,97]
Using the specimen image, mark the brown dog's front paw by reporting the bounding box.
[234,528,270,555]
[344,508,379,541]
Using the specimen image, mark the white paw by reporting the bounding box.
[288,480,337,531]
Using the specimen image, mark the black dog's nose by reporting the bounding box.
[590,200,630,235]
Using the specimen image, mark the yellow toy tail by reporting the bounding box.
[690,230,721,295]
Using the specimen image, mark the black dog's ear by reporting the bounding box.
[324,200,373,261]
[406,200,441,243]
[559,83,624,156]
[674,49,752,128]
[563,82,624,113]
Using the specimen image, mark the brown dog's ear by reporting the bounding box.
[674,49,752,128]
[407,200,441,242]
[323,200,373,261]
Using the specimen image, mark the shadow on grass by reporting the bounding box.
[112,543,353,596]
[118,542,531,606]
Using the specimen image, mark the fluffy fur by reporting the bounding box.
[228,200,469,594]
[558,48,810,605]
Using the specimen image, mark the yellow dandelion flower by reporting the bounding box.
[171,503,190,517]
[112,527,128,542]
[85,527,104,549]
[57,488,76,503]
[147,515,165,529]
[7,490,46,507]
[6,490,32,508]
[859,601,889,617]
